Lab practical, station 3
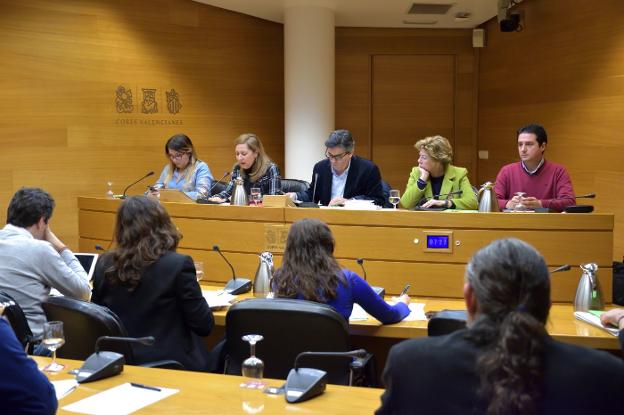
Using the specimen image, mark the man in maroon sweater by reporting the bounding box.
[494,124,576,212]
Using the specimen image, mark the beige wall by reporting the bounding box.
[478,0,624,259]
[0,0,284,248]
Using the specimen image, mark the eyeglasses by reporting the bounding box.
[325,151,351,161]
[168,152,188,160]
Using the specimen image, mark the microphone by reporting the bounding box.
[564,193,596,213]
[576,193,596,199]
[299,173,320,208]
[551,264,571,274]
[95,244,105,252]
[121,171,154,199]
[77,336,156,383]
[209,171,231,195]
[356,258,385,297]
[212,245,252,295]
[284,349,369,403]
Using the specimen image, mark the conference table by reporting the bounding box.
[37,357,382,414]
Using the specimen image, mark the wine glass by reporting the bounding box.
[194,261,204,282]
[513,191,527,211]
[43,321,65,372]
[106,181,114,199]
[389,189,400,210]
[250,188,262,207]
[241,334,264,388]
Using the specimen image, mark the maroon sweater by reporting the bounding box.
[494,160,576,212]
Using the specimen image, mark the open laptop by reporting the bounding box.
[49,253,98,297]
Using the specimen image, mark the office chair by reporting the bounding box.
[223,298,373,385]
[0,291,35,353]
[427,310,468,336]
[42,296,183,369]
[210,181,227,196]
[280,179,310,194]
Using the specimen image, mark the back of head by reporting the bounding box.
[466,238,551,415]
[274,218,342,302]
[325,129,354,152]
[414,135,453,166]
[106,196,180,290]
[517,123,548,146]
[6,187,55,228]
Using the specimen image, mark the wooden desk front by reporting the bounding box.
[78,197,614,302]
[37,357,382,414]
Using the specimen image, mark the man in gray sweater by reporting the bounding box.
[0,188,90,341]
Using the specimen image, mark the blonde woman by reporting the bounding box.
[209,133,281,203]
[151,134,213,200]
[400,135,477,210]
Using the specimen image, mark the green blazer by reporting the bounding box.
[400,164,478,210]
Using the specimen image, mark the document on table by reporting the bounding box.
[574,311,619,336]
[349,302,427,321]
[202,290,236,309]
[62,382,179,415]
[51,379,78,400]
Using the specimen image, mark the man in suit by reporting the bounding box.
[289,129,384,206]
[377,238,624,415]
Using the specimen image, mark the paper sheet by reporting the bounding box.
[62,382,178,415]
[51,379,78,400]
[349,302,427,321]
[202,290,236,309]
[573,311,618,336]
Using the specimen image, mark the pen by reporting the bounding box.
[400,284,411,296]
[130,382,162,392]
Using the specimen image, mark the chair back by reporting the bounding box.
[210,181,227,196]
[0,291,35,352]
[42,296,134,361]
[280,179,310,194]
[427,310,468,336]
[224,298,352,384]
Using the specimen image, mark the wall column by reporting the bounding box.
[284,1,335,180]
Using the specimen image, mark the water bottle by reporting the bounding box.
[573,263,604,311]
[477,182,500,212]
[231,177,248,206]
[253,252,273,297]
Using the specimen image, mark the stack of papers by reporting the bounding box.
[573,311,619,336]
[349,302,426,322]
[343,200,379,210]
[202,290,236,309]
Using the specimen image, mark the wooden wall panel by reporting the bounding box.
[336,28,477,191]
[477,0,624,258]
[0,0,284,249]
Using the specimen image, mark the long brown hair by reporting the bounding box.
[103,196,181,291]
[465,238,551,415]
[273,219,344,302]
[234,133,272,183]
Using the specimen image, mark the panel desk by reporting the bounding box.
[36,357,382,414]
[78,197,614,302]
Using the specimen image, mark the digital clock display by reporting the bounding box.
[427,235,450,249]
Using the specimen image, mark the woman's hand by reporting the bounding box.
[600,308,624,329]
[421,198,448,209]
[419,168,430,182]
[394,294,411,305]
[208,196,226,204]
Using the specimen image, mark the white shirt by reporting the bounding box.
[330,161,352,201]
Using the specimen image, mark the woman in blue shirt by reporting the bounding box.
[273,218,410,324]
[209,133,281,203]
[151,134,213,200]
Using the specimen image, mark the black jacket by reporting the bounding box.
[92,252,214,371]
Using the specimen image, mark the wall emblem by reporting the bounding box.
[141,88,158,114]
[115,86,134,113]
[166,89,182,114]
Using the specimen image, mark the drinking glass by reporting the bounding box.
[513,191,527,212]
[43,321,65,372]
[241,334,264,388]
[194,261,204,282]
[106,181,114,199]
[389,189,400,210]
[250,188,262,206]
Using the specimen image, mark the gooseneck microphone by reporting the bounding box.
[356,258,385,297]
[95,336,155,353]
[575,193,596,199]
[121,171,154,199]
[551,264,571,274]
[208,171,231,195]
[212,245,252,294]
[564,193,596,213]
[299,173,320,208]
[293,349,369,370]
[356,258,367,280]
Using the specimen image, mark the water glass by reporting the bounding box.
[513,191,527,211]
[43,321,65,372]
[194,261,204,282]
[241,334,265,388]
[389,189,400,209]
[250,188,262,206]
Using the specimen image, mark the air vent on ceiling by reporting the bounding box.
[407,3,454,15]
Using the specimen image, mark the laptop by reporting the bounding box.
[74,253,99,280]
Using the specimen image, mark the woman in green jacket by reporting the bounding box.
[400,135,478,210]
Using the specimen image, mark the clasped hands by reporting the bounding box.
[506,195,542,210]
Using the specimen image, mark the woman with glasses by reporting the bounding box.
[209,133,281,203]
[272,218,410,324]
[91,196,215,372]
[400,135,477,210]
[149,134,213,200]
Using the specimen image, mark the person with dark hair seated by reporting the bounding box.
[272,218,410,323]
[91,196,214,371]
[0,318,57,414]
[600,308,624,350]
[377,238,624,415]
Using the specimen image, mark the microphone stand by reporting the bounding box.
[121,171,155,199]
[299,172,320,208]
[197,172,231,204]
[213,245,251,294]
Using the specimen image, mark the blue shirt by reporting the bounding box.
[0,319,57,414]
[330,161,351,201]
[155,160,213,200]
[284,269,410,324]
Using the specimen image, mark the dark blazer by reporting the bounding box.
[377,329,624,415]
[92,252,214,372]
[296,156,384,206]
